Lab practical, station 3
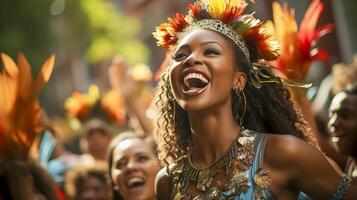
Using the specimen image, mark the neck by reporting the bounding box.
[188,104,241,169]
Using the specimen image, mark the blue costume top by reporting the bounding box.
[227,130,312,200]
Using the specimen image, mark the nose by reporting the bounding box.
[183,53,203,67]
[125,160,138,172]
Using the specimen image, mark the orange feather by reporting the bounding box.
[0,53,54,162]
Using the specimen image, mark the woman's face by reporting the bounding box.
[169,29,240,112]
[111,138,160,200]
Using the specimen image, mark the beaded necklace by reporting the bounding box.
[171,130,271,200]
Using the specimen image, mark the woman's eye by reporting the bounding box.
[172,53,188,60]
[137,155,149,162]
[204,48,220,55]
[116,160,126,169]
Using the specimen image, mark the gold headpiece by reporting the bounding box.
[186,19,250,60]
[153,0,279,62]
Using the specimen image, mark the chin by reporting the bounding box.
[177,98,213,112]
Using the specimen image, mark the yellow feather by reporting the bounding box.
[1,53,18,78]
[0,60,18,115]
[34,54,55,94]
[209,0,226,19]
[272,2,285,47]
[17,53,33,100]
[272,2,297,50]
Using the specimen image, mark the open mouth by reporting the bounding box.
[182,72,209,95]
[126,177,145,191]
[331,135,346,143]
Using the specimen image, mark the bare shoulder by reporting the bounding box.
[264,134,320,165]
[263,134,339,184]
[155,164,175,200]
[264,134,326,172]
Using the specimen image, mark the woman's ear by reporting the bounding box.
[233,71,247,90]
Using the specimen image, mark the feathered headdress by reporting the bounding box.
[64,85,128,126]
[64,63,153,126]
[269,0,333,82]
[153,0,279,62]
[0,53,54,162]
[64,85,101,120]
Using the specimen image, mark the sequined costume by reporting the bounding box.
[169,129,314,200]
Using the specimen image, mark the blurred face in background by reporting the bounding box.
[328,91,357,156]
[86,129,112,160]
[76,176,111,200]
[110,138,160,200]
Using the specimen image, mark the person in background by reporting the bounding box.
[79,119,113,166]
[312,56,357,169]
[65,164,111,200]
[328,84,357,182]
[108,57,154,136]
[108,132,160,200]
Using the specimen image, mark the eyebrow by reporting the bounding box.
[200,41,223,47]
[175,41,223,52]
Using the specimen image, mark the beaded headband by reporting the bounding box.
[186,19,250,60]
[153,0,279,62]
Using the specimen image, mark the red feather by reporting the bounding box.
[188,4,201,18]
[221,7,245,24]
[169,13,188,32]
[242,22,278,61]
[311,48,330,65]
[272,0,333,81]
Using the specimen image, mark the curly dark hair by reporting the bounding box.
[154,31,319,162]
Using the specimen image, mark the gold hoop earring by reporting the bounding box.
[233,87,247,127]
[240,90,247,127]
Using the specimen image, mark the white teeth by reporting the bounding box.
[128,177,144,187]
[331,137,340,143]
[184,72,208,84]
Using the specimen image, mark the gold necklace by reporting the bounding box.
[172,129,256,199]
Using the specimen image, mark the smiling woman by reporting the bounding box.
[108,132,160,200]
[152,0,357,199]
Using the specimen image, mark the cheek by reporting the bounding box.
[144,160,160,177]
[111,169,123,186]
[211,68,234,92]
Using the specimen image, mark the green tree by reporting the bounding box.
[58,0,149,65]
[0,0,54,70]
